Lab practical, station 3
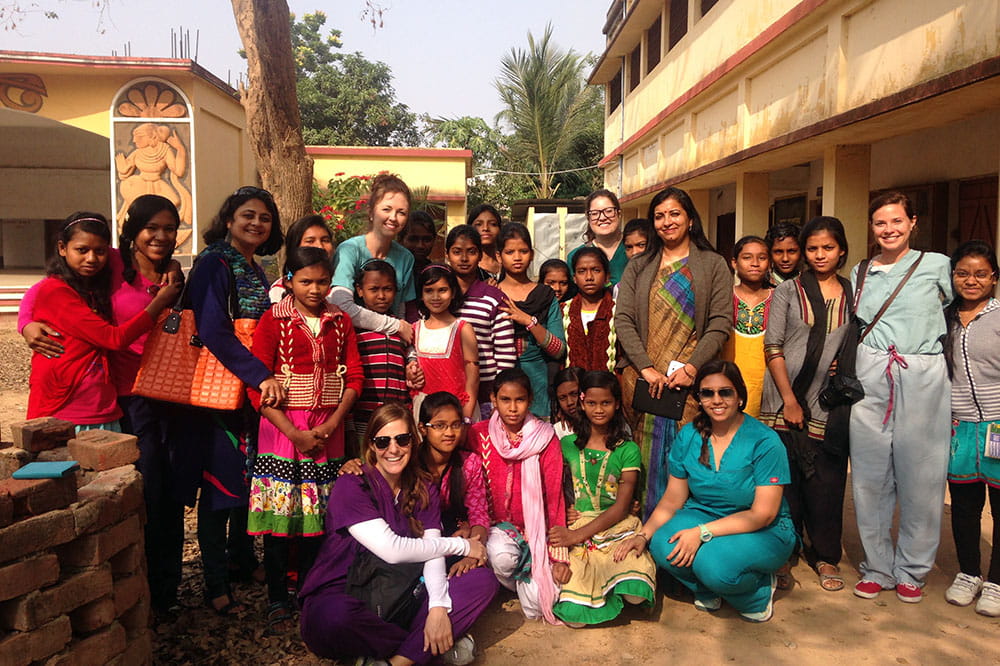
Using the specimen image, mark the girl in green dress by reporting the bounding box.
[548,370,656,625]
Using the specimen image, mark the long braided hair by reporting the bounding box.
[691,360,748,469]
[363,403,431,536]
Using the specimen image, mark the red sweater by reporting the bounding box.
[248,296,364,411]
[469,420,567,561]
[27,277,153,423]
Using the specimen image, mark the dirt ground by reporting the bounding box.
[1,321,998,665]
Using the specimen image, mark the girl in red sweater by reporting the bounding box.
[247,246,363,631]
[27,212,180,429]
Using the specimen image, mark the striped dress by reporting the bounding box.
[352,328,410,442]
[458,281,517,413]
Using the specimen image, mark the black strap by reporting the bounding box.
[855,251,925,344]
[793,271,829,408]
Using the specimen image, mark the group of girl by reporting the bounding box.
[20,175,999,664]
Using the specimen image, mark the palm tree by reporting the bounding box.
[495,24,600,199]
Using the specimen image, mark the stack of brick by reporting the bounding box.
[0,418,152,666]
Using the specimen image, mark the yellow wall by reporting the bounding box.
[600,0,1000,194]
[0,58,254,258]
[311,150,471,228]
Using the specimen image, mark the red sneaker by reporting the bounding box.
[896,583,923,603]
[853,580,883,599]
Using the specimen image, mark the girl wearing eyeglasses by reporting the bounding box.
[568,189,629,286]
[941,240,1000,616]
[300,403,495,664]
[615,360,796,622]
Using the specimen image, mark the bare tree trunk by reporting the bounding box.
[231,0,312,231]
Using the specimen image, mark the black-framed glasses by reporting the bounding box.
[233,186,273,201]
[586,207,619,221]
[697,387,737,401]
[371,432,413,450]
[424,421,464,432]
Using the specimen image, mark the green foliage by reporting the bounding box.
[312,173,370,244]
[292,12,419,147]
[495,24,602,199]
[312,172,444,244]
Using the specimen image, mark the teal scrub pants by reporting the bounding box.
[650,507,796,613]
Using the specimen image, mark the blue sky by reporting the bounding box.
[3,0,609,123]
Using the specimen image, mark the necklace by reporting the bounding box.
[577,448,610,510]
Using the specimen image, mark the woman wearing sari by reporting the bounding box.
[615,187,732,519]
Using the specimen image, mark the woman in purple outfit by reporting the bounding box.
[299,402,497,665]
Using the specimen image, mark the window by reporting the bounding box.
[608,68,622,113]
[628,45,641,92]
[646,17,661,74]
[668,0,688,50]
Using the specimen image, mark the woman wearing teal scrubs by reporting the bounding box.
[615,360,796,622]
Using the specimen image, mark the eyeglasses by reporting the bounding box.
[233,186,273,201]
[424,421,464,432]
[586,207,619,221]
[697,388,737,401]
[953,270,996,281]
[371,433,413,450]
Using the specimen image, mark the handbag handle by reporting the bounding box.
[855,251,925,345]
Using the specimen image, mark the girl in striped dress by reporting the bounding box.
[351,260,413,445]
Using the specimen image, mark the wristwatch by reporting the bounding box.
[698,523,713,543]
[525,315,539,330]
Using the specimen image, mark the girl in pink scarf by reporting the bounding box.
[468,368,569,624]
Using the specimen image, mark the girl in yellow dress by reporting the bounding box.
[723,236,773,417]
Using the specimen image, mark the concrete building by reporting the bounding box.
[0,50,256,268]
[589,0,1000,259]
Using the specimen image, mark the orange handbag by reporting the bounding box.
[132,260,257,411]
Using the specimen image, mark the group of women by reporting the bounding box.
[19,173,999,665]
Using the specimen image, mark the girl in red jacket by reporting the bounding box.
[247,246,363,632]
[27,212,180,429]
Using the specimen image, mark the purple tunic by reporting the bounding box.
[299,466,499,663]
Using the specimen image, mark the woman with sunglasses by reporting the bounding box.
[171,186,286,615]
[567,189,629,286]
[615,360,796,622]
[300,403,495,665]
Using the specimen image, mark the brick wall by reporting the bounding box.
[0,418,151,666]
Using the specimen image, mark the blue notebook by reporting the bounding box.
[11,461,80,479]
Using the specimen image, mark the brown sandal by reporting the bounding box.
[816,561,845,591]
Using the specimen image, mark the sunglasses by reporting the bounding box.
[233,185,274,201]
[371,432,413,450]
[697,387,737,400]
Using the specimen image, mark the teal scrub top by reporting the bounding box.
[669,415,792,521]
[568,241,629,286]
[332,235,416,318]
[850,250,952,355]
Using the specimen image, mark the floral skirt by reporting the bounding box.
[248,407,344,537]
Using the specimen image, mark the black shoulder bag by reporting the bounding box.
[345,478,425,628]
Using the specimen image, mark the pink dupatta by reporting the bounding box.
[487,411,561,625]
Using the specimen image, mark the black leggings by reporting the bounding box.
[948,481,1000,584]
[263,534,323,604]
[782,436,848,566]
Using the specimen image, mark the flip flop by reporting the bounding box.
[207,593,246,616]
[816,561,845,592]
[265,601,295,636]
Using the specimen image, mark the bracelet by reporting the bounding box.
[525,315,539,330]
[682,365,696,379]
[635,532,649,543]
